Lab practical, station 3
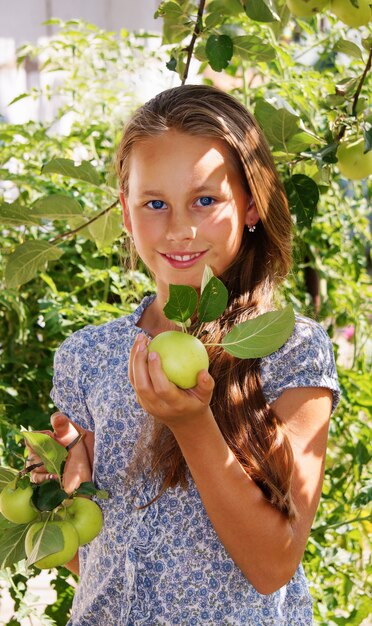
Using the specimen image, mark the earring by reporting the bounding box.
[248,224,256,233]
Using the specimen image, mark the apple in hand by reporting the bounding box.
[65,497,103,545]
[148,331,209,390]
[337,137,372,180]
[286,0,328,17]
[330,0,371,27]
[25,520,79,569]
[0,481,39,524]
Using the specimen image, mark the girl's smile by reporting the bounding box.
[121,129,258,303]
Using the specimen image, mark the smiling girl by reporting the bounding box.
[34,85,339,625]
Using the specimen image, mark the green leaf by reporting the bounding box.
[201,266,214,294]
[4,241,64,289]
[0,201,41,226]
[254,100,300,150]
[285,174,319,228]
[243,0,280,22]
[41,158,101,186]
[0,514,29,568]
[166,55,177,72]
[198,277,228,323]
[362,123,372,153]
[30,195,83,219]
[75,481,109,499]
[87,210,123,248]
[233,35,276,63]
[221,305,295,358]
[26,521,64,567]
[22,432,68,477]
[32,480,68,512]
[0,467,18,492]
[205,35,234,72]
[334,39,363,60]
[163,284,198,324]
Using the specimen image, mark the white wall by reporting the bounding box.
[0,0,161,44]
[0,0,163,123]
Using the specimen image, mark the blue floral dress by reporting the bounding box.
[50,295,340,626]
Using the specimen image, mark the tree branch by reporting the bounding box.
[336,44,372,141]
[181,0,206,85]
[49,198,119,244]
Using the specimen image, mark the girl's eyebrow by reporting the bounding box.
[140,185,217,197]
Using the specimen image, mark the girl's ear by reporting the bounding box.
[119,191,133,235]
[245,196,260,229]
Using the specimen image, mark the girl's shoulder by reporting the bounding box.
[260,314,340,412]
[55,294,156,357]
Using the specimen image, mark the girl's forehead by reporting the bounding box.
[129,130,233,172]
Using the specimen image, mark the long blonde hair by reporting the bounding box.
[116,85,296,520]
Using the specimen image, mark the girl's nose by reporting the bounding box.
[165,212,197,241]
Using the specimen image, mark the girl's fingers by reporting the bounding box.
[131,334,153,394]
[147,351,177,396]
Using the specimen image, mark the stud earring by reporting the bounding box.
[248,224,256,233]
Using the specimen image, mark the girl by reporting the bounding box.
[31,85,340,625]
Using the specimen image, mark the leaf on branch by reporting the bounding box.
[221,305,295,358]
[0,467,18,492]
[198,277,228,323]
[254,100,300,151]
[243,0,280,22]
[205,35,233,72]
[0,201,40,226]
[334,39,363,60]
[0,514,29,568]
[163,284,198,324]
[87,210,123,248]
[233,35,276,63]
[30,194,83,219]
[32,480,68,512]
[362,123,372,153]
[22,432,68,477]
[285,174,319,228]
[5,241,64,289]
[26,521,64,567]
[75,481,109,498]
[42,158,101,186]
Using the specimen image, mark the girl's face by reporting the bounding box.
[121,130,258,300]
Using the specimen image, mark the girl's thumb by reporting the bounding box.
[50,412,76,437]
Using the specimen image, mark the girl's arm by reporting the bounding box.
[171,386,331,595]
[130,334,332,595]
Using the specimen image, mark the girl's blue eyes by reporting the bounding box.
[146,197,214,210]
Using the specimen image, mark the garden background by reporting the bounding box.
[0,0,371,624]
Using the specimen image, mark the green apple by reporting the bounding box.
[65,497,103,545]
[25,520,79,569]
[148,331,209,390]
[0,481,38,524]
[286,0,328,17]
[337,137,372,180]
[330,0,371,27]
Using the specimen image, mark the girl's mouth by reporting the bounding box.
[160,251,206,268]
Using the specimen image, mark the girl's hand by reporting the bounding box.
[25,412,92,494]
[128,333,215,430]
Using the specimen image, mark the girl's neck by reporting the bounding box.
[137,296,178,338]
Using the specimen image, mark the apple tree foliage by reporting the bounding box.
[0,3,371,624]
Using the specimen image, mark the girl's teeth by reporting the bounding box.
[167,253,199,261]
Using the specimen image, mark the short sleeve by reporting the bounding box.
[50,329,95,432]
[260,316,340,413]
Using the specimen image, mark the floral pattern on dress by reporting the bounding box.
[50,295,340,626]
